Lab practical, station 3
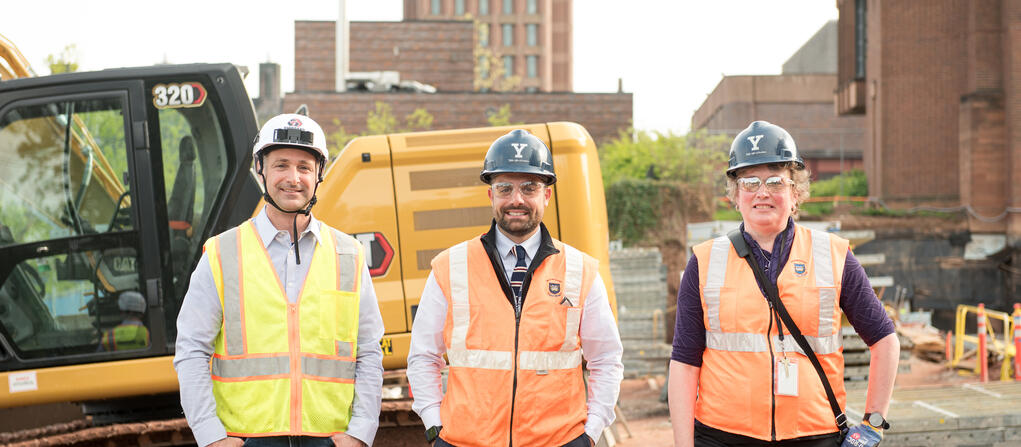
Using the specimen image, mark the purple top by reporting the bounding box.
[671,219,895,367]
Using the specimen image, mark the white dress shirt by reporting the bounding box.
[406,228,624,443]
[174,207,384,446]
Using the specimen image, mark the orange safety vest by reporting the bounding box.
[204,220,364,437]
[692,224,848,441]
[430,237,598,447]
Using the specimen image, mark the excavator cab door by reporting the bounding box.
[0,80,159,365]
[0,65,259,371]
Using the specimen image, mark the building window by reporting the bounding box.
[527,55,537,78]
[431,0,441,15]
[479,24,490,46]
[479,55,489,79]
[527,0,537,14]
[503,24,514,46]
[526,24,537,46]
[479,0,488,15]
[456,0,465,15]
[503,55,514,77]
[503,0,513,14]
[854,0,867,80]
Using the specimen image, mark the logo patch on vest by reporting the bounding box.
[792,260,808,277]
[547,279,562,297]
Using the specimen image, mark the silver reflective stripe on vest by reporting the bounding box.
[218,227,245,356]
[519,350,583,371]
[773,332,842,356]
[704,237,731,332]
[211,355,289,378]
[561,244,583,307]
[302,356,357,380]
[810,229,837,338]
[447,241,513,370]
[330,229,359,293]
[702,229,841,355]
[519,245,585,371]
[705,332,769,352]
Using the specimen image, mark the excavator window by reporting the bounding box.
[154,100,229,341]
[0,95,144,358]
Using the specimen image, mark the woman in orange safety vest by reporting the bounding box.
[668,121,900,446]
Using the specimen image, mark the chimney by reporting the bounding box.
[260,63,280,100]
[335,0,349,92]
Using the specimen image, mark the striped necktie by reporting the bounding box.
[510,245,527,314]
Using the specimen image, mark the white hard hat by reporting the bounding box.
[118,291,146,314]
[252,114,329,163]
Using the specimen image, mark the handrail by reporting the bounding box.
[950,304,1016,381]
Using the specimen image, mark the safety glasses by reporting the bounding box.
[491,181,546,198]
[737,176,794,194]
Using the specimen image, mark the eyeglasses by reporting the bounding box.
[737,176,794,194]
[491,181,546,198]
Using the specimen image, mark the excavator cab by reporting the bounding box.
[0,63,261,382]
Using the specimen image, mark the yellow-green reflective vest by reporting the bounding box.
[101,322,149,351]
[205,220,363,437]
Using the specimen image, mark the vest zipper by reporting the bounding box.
[508,304,522,447]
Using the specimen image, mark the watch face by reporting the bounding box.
[867,413,885,427]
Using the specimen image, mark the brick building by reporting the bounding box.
[296,20,475,93]
[836,0,1021,239]
[403,0,571,92]
[284,16,631,143]
[691,22,865,181]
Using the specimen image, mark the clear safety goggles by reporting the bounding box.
[491,181,546,198]
[737,175,794,194]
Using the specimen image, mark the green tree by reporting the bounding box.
[328,102,435,158]
[486,104,521,127]
[45,44,79,74]
[600,128,730,244]
[472,20,521,92]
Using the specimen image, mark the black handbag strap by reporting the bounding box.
[727,229,848,434]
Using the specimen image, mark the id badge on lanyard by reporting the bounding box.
[775,355,799,396]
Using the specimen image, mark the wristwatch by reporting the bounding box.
[863,412,890,430]
[425,425,443,443]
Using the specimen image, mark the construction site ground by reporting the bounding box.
[609,354,1021,447]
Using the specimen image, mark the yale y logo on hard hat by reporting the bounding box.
[747,134,764,152]
[511,143,528,158]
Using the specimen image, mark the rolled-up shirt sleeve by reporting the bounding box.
[839,250,895,346]
[671,256,705,367]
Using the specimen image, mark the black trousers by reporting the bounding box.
[694,423,840,447]
[242,436,334,447]
[435,432,591,447]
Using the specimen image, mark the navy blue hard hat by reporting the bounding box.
[726,121,804,177]
[480,129,556,185]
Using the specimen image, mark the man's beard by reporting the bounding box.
[496,206,541,238]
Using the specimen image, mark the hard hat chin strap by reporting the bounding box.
[256,154,324,264]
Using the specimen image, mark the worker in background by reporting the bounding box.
[407,129,624,447]
[668,121,898,447]
[174,114,384,447]
[100,290,149,351]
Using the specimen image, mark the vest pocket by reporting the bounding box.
[318,290,360,346]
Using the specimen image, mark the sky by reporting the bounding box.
[1,1,837,134]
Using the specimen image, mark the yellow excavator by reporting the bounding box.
[0,34,617,444]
